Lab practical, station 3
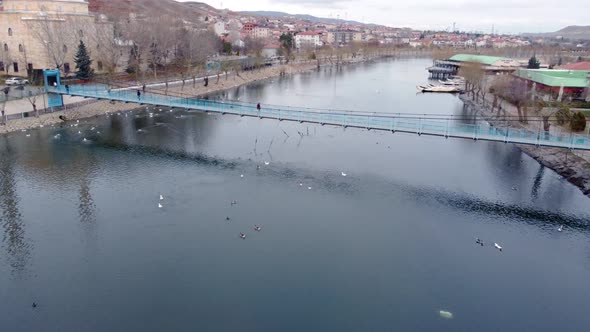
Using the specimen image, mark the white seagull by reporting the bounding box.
[158,203,163,209]
[160,194,164,201]
[558,225,564,232]
[308,186,312,190]
[264,161,270,165]
[240,174,244,178]
[494,243,503,251]
[341,172,347,177]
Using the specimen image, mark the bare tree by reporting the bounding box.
[459,62,485,102]
[25,88,43,118]
[176,28,219,88]
[91,20,121,87]
[28,13,85,71]
[243,36,265,70]
[495,76,530,123]
[0,41,14,75]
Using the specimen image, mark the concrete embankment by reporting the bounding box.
[460,95,590,197]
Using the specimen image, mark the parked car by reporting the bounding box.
[5,77,30,86]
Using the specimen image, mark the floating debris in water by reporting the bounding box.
[439,310,453,319]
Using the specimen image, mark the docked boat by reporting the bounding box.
[417,85,462,93]
[438,79,463,86]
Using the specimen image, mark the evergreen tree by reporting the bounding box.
[527,55,541,69]
[74,40,94,80]
[126,45,140,74]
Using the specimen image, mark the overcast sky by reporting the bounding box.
[182,0,589,34]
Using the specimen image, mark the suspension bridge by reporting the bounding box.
[47,84,590,151]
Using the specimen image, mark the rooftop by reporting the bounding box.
[558,62,590,71]
[448,54,512,66]
[513,69,590,88]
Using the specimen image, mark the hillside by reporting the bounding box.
[89,0,213,21]
[240,10,370,26]
[526,25,590,40]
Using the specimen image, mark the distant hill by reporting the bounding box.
[525,25,590,40]
[240,10,372,27]
[89,0,212,21]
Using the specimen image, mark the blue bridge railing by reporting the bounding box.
[48,85,590,151]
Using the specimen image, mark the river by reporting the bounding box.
[1,58,589,331]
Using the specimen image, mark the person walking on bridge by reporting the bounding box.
[137,89,141,101]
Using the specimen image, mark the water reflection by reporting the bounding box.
[0,138,31,275]
[78,177,95,224]
[531,164,545,200]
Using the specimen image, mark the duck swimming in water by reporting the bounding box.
[240,233,246,239]
[254,225,262,232]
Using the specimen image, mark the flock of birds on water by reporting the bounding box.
[19,107,570,311]
[154,160,349,240]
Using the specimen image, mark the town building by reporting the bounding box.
[513,68,590,100]
[0,0,113,78]
[326,30,354,45]
[294,31,322,49]
[252,25,270,39]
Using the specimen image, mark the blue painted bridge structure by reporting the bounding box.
[48,84,590,151]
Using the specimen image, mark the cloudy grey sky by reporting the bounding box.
[185,0,589,34]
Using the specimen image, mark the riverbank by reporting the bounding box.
[460,95,590,196]
[0,60,353,135]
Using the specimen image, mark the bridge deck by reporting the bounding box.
[48,85,590,151]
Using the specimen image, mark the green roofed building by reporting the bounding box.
[448,54,521,68]
[513,68,590,97]
[428,54,521,78]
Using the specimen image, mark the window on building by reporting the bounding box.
[63,45,68,53]
[8,28,13,37]
[64,63,71,73]
[97,61,103,71]
[3,44,7,52]
[19,44,23,52]
[13,62,19,73]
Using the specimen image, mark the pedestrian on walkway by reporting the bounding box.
[137,90,141,100]
[65,84,70,93]
[142,84,146,93]
[1,110,5,126]
[204,77,209,87]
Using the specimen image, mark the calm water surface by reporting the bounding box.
[1,58,590,331]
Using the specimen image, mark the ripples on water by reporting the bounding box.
[1,59,590,331]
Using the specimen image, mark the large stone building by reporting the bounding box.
[0,0,113,78]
